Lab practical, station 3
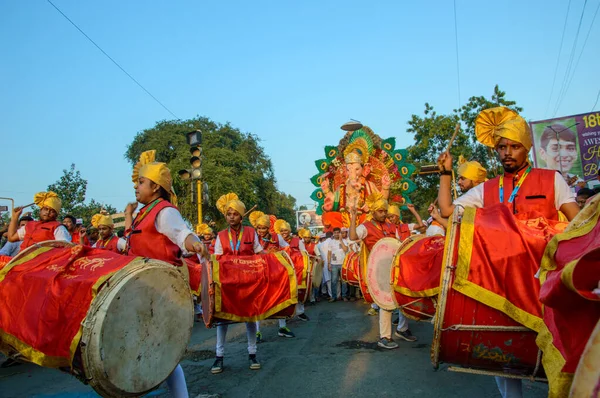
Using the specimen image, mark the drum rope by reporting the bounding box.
[531,349,543,381]
[447,366,548,382]
[399,298,435,319]
[440,325,533,332]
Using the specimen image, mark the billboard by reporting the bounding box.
[296,209,323,230]
[530,111,600,184]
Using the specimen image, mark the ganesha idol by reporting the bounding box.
[310,126,417,230]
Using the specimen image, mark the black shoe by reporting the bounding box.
[211,357,224,374]
[249,354,261,370]
[392,317,399,325]
[395,329,417,342]
[297,313,310,322]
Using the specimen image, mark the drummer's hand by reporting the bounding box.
[125,202,138,215]
[191,240,209,258]
[437,152,453,172]
[406,203,418,214]
[79,227,87,238]
[12,206,23,219]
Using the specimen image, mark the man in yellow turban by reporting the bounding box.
[349,192,418,349]
[456,156,488,193]
[386,203,425,242]
[85,213,125,254]
[7,191,71,250]
[212,192,264,374]
[437,107,579,222]
[436,108,580,397]
[196,223,215,254]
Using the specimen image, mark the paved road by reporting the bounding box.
[0,300,548,398]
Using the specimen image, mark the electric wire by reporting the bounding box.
[557,0,600,113]
[553,0,589,117]
[46,0,179,119]
[544,0,572,117]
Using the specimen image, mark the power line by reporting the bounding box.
[453,0,462,108]
[553,0,589,117]
[544,0,572,117]
[46,0,179,119]
[557,0,600,113]
[592,89,600,111]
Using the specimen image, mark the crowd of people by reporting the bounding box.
[0,107,599,398]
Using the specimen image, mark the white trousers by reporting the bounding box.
[216,322,257,357]
[379,310,408,339]
[166,364,188,398]
[296,302,305,315]
[494,377,522,398]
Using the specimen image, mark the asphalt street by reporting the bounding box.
[0,300,549,398]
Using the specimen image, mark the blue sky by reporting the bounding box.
[1,0,598,216]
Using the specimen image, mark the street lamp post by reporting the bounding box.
[178,130,206,230]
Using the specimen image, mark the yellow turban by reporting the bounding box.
[33,191,61,213]
[387,204,401,217]
[475,107,532,150]
[216,192,246,217]
[132,150,178,206]
[298,228,311,239]
[196,223,213,235]
[249,211,270,228]
[274,219,291,235]
[457,156,487,183]
[91,213,114,228]
[366,192,388,213]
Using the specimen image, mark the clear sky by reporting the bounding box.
[1,0,598,216]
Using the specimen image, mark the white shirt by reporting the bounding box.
[327,237,346,265]
[316,241,329,262]
[17,224,71,242]
[426,224,445,237]
[213,227,263,255]
[154,207,195,252]
[454,172,575,214]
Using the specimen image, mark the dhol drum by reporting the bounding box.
[201,252,298,328]
[0,241,193,398]
[358,244,373,303]
[311,255,323,290]
[391,235,444,321]
[431,205,552,379]
[341,250,360,287]
[366,238,400,311]
[281,249,312,303]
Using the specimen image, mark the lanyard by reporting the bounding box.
[98,235,114,249]
[228,227,243,254]
[131,199,161,230]
[499,166,531,203]
[371,220,389,237]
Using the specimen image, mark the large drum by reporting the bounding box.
[311,255,323,290]
[0,241,193,398]
[201,252,298,328]
[341,250,360,287]
[282,249,312,303]
[366,238,399,311]
[358,245,373,303]
[391,235,444,321]
[431,205,555,378]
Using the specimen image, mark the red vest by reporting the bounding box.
[396,223,411,241]
[21,220,62,250]
[483,168,558,220]
[304,241,316,256]
[95,235,121,254]
[128,200,182,266]
[361,220,397,252]
[217,226,257,255]
[202,238,215,254]
[71,229,90,246]
[258,234,280,253]
[283,235,301,252]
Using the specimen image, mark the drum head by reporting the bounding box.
[367,237,400,311]
[312,258,323,289]
[201,258,215,327]
[81,258,194,397]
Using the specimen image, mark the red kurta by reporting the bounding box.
[128,199,182,266]
[304,241,316,256]
[483,168,558,220]
[95,235,121,254]
[70,229,90,246]
[20,220,62,250]
[283,235,301,252]
[361,220,397,252]
[395,223,411,241]
[217,226,257,256]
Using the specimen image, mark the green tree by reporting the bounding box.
[405,85,522,213]
[125,116,297,230]
[33,164,117,224]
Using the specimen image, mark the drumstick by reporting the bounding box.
[243,204,258,218]
[446,123,460,152]
[16,203,35,211]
